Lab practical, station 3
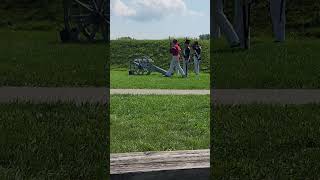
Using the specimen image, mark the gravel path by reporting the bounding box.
[1,87,320,105]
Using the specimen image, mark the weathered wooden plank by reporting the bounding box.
[110,149,210,180]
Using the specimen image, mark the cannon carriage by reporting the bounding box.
[128,56,167,76]
[60,0,109,42]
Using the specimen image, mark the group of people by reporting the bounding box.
[164,39,202,78]
[213,0,286,48]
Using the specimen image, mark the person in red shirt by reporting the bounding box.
[165,39,186,77]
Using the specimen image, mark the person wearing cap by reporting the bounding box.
[165,39,186,77]
[183,39,191,77]
[192,41,202,76]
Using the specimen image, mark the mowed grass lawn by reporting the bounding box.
[212,104,320,179]
[213,36,320,88]
[111,70,210,89]
[0,103,108,179]
[0,29,107,87]
[110,95,210,153]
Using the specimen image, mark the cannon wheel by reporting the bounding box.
[135,66,149,75]
[63,0,109,42]
[129,63,150,75]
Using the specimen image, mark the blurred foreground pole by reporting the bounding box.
[234,0,251,49]
[270,0,286,42]
[213,0,240,47]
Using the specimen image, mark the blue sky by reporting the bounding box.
[110,0,210,40]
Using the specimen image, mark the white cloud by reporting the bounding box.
[111,0,136,17]
[111,0,203,21]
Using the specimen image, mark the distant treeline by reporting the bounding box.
[199,34,210,40]
[116,37,135,40]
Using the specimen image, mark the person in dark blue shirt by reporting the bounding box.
[183,39,191,77]
[192,41,202,76]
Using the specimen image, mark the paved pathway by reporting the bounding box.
[0,87,107,104]
[2,87,320,104]
[212,89,320,105]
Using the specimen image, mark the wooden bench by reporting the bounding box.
[110,149,210,180]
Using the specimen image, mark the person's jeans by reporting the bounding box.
[193,56,200,75]
[166,56,185,77]
[183,58,189,76]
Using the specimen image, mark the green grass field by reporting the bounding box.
[213,36,320,88]
[212,104,320,179]
[0,29,107,87]
[3,29,320,89]
[0,103,108,179]
[110,95,210,153]
[111,70,210,89]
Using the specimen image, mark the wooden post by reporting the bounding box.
[110,149,210,180]
[234,0,251,49]
[242,0,251,49]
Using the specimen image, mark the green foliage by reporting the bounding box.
[110,39,210,70]
[199,34,210,40]
[0,0,64,30]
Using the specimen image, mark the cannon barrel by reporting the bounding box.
[151,65,167,75]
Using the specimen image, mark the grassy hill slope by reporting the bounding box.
[0,0,64,30]
[110,39,210,70]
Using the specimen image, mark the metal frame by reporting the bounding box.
[128,56,167,76]
[61,0,109,42]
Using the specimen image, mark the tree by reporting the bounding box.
[199,34,210,40]
[117,36,135,40]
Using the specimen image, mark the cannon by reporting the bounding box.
[128,56,167,75]
[60,0,109,42]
